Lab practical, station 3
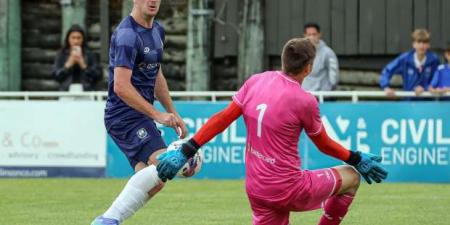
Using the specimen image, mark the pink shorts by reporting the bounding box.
[248,168,342,225]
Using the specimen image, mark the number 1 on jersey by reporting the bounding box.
[256,104,267,138]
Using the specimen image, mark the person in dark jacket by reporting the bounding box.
[52,24,102,91]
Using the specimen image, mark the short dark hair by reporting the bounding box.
[304,22,320,33]
[281,38,316,75]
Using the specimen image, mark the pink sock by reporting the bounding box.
[318,193,355,225]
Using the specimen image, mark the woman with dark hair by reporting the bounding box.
[52,24,102,91]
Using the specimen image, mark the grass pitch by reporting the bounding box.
[0,179,449,225]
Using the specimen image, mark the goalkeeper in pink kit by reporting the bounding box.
[157,38,388,225]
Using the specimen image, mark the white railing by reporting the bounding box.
[312,91,450,103]
[0,91,448,103]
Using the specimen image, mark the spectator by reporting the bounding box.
[380,29,439,96]
[302,22,339,91]
[52,24,101,91]
[429,46,450,99]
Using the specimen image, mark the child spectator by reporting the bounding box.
[429,46,450,97]
[379,29,439,97]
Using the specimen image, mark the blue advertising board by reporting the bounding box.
[107,102,246,179]
[107,102,450,183]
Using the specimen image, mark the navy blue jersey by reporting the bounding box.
[105,16,165,127]
[379,50,439,91]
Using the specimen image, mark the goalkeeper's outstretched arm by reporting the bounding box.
[308,126,388,184]
[308,126,360,165]
[181,101,243,158]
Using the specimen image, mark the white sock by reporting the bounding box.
[103,165,161,222]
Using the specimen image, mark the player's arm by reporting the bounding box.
[182,101,242,157]
[157,78,249,181]
[154,68,187,138]
[154,68,175,113]
[156,101,242,181]
[308,128,388,184]
[305,98,387,184]
[177,77,249,156]
[114,67,177,129]
[308,127,351,162]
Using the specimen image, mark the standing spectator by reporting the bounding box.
[52,24,102,91]
[380,29,439,96]
[302,22,339,91]
[429,46,450,97]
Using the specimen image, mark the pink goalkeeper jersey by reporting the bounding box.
[232,71,323,200]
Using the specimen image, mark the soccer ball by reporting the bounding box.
[165,140,203,178]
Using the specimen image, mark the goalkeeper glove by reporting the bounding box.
[346,151,388,184]
[156,139,200,182]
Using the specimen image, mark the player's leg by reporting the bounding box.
[93,163,161,224]
[134,161,165,198]
[99,148,167,223]
[92,123,166,225]
[318,165,360,225]
[334,165,360,195]
[144,148,166,197]
[248,195,290,225]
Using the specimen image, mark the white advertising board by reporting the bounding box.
[0,101,106,168]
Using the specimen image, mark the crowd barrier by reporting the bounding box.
[1,90,449,102]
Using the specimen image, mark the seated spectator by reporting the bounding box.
[429,46,450,99]
[302,22,339,91]
[52,24,101,91]
[380,29,439,97]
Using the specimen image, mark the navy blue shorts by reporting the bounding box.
[107,119,167,169]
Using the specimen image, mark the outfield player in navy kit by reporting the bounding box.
[91,0,187,224]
